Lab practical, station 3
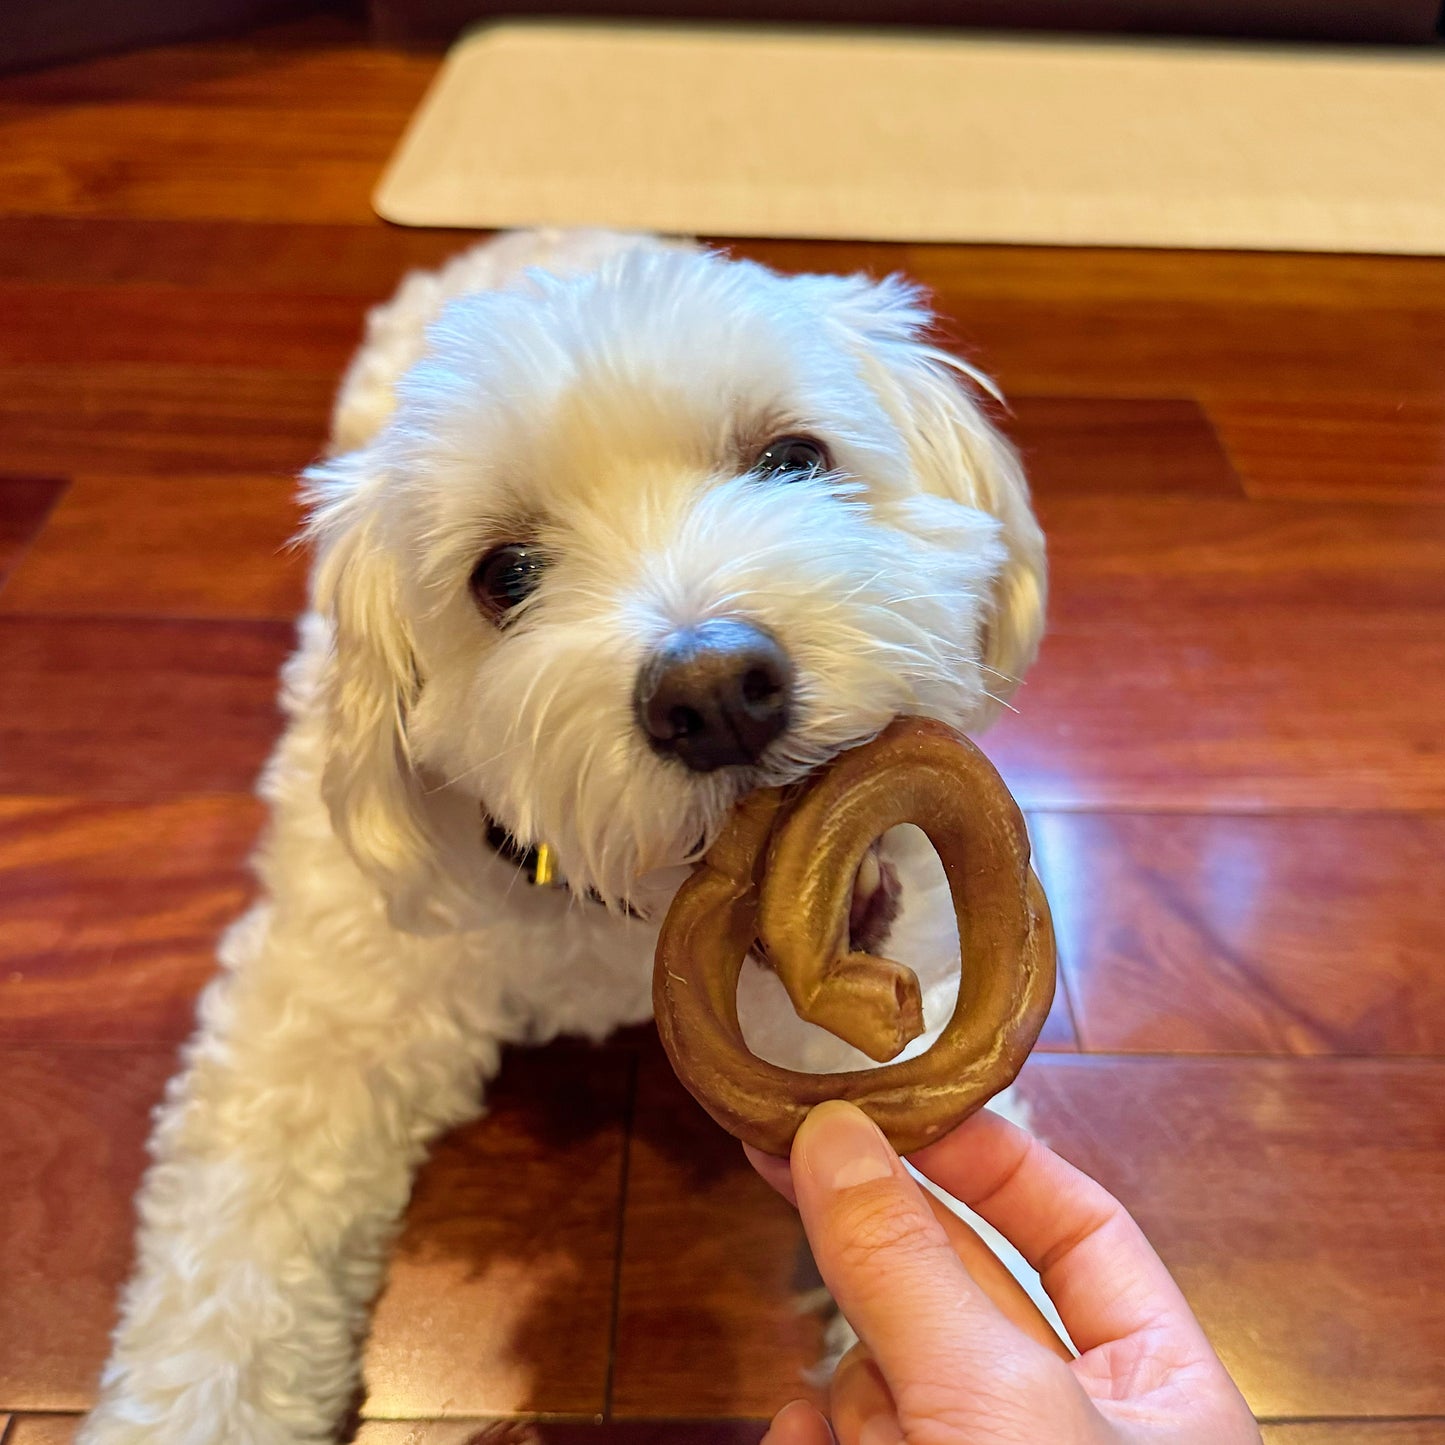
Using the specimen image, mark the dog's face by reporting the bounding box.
[305,247,1045,925]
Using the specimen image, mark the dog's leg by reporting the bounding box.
[79,899,502,1445]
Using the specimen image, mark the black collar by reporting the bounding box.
[482,814,648,919]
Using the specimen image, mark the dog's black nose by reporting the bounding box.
[635,619,793,772]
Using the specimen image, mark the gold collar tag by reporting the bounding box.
[531,841,560,887]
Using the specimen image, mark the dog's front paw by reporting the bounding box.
[78,1385,323,1445]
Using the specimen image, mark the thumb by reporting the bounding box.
[791,1102,1044,1406]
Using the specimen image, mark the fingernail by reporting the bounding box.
[763,1399,831,1445]
[798,1101,894,1192]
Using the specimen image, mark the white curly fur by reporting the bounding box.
[79,230,1047,1443]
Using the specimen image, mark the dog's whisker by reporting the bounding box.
[526,675,573,754]
[976,661,1022,686]
[834,569,892,604]
[497,664,556,756]
[427,736,532,793]
[883,589,984,607]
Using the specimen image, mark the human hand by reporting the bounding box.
[747,1100,1260,1445]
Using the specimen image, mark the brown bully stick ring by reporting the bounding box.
[653,717,1056,1157]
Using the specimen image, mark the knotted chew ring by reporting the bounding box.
[654,716,1055,1156]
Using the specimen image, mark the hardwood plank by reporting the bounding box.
[1033,963,1078,1051]
[361,1040,630,1419]
[0,17,419,105]
[1035,493,1445,606]
[1260,1425,1445,1444]
[0,473,306,620]
[352,1426,494,1445]
[0,476,66,586]
[4,1417,770,1443]
[0,29,435,226]
[986,496,1445,811]
[610,1036,825,1419]
[0,217,467,292]
[1021,1056,1445,1419]
[0,1420,72,1445]
[963,296,1445,401]
[891,247,1445,403]
[0,283,365,372]
[0,1048,176,1410]
[0,1417,794,1444]
[1004,397,1244,499]
[0,616,291,795]
[0,365,333,475]
[995,601,1445,810]
[0,1421,759,1445]
[1031,813,1445,1056]
[1208,397,1445,504]
[353,1426,765,1443]
[739,241,1445,314]
[0,796,262,1045]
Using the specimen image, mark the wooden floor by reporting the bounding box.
[2,18,1444,1444]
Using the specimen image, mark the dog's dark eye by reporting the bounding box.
[470,543,547,618]
[753,435,829,479]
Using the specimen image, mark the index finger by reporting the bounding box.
[909,1108,1205,1355]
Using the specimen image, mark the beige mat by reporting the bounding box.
[375,22,1445,254]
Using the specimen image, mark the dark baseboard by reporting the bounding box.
[368,0,1444,48]
[0,0,350,74]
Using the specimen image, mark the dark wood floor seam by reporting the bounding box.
[355,1412,600,1424]
[602,1051,642,1422]
[0,608,304,627]
[1257,1416,1445,1425]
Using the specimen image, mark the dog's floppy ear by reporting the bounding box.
[821,274,1047,703]
[302,450,446,930]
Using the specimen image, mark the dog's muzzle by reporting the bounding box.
[634,618,792,772]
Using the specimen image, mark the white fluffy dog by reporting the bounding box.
[80,229,1047,1444]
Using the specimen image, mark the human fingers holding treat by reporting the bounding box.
[750,1102,1261,1445]
[652,714,1255,1442]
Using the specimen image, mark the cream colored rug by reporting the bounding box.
[375,22,1445,254]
